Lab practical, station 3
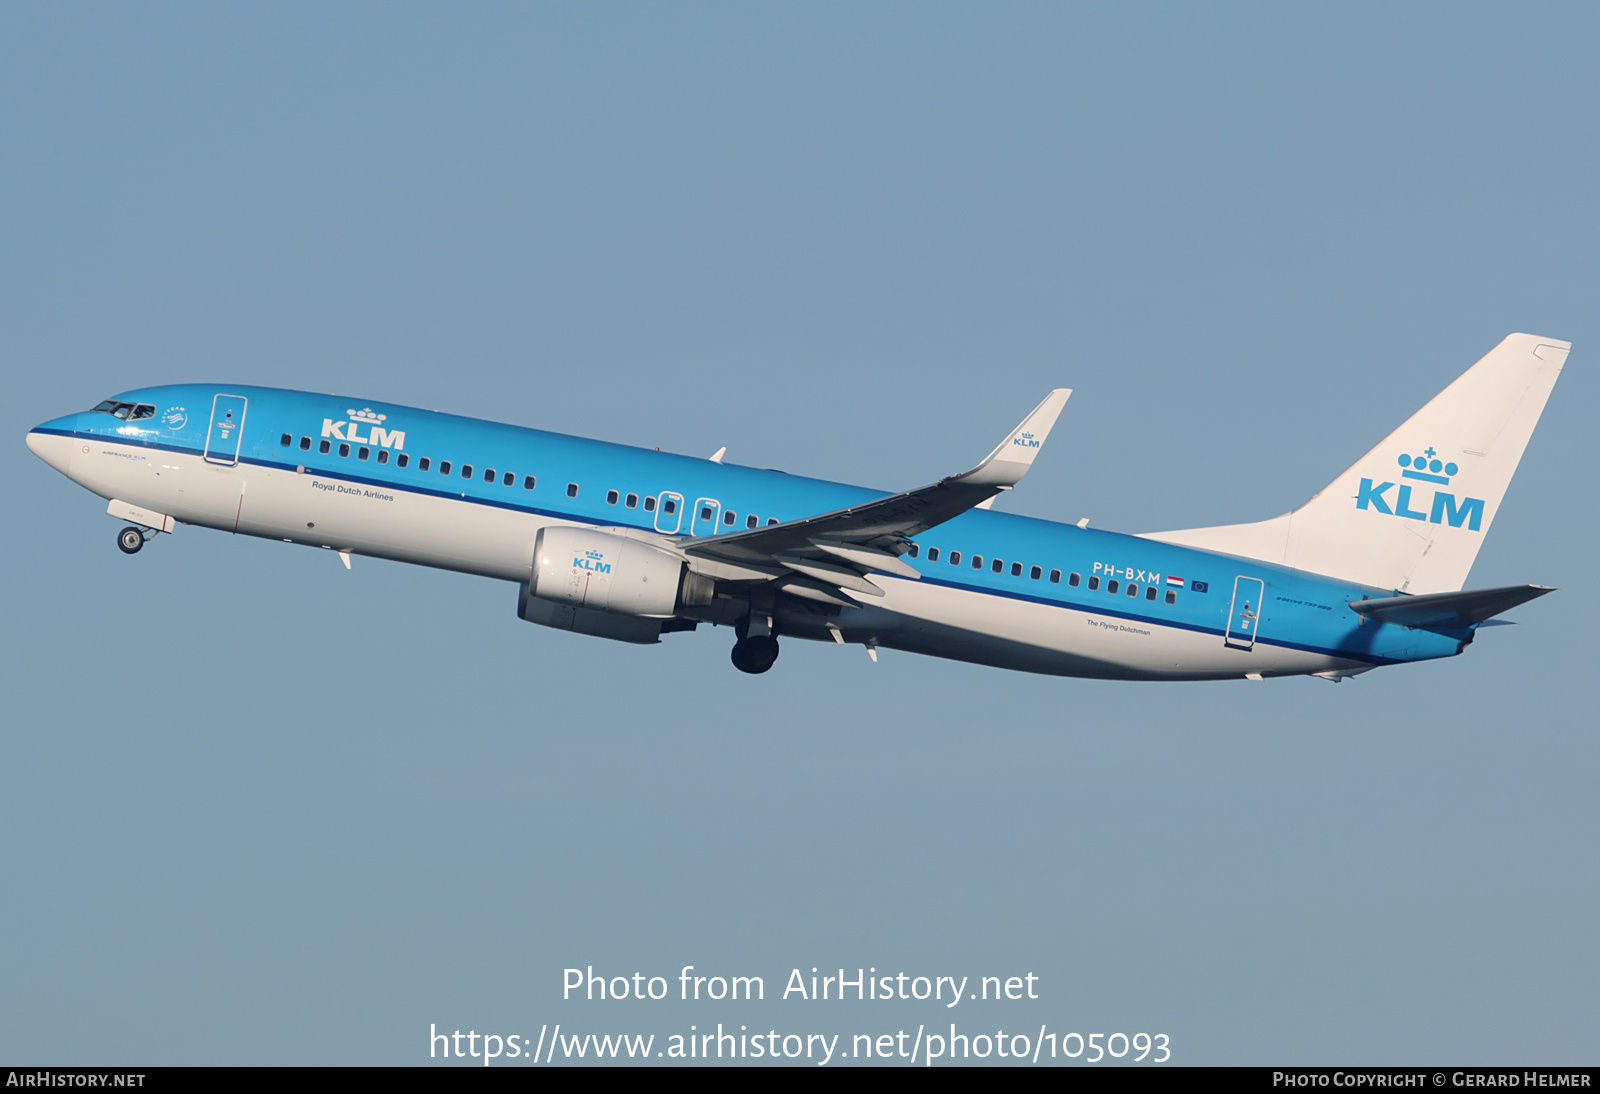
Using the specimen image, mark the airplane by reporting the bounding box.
[25,333,1566,680]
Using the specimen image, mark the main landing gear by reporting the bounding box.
[116,526,149,554]
[730,612,781,674]
[731,635,780,674]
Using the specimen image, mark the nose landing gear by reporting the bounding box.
[116,526,149,554]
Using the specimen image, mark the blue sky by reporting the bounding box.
[3,3,1596,1065]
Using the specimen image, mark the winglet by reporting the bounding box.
[957,389,1071,487]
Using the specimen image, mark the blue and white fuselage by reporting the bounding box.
[25,334,1567,680]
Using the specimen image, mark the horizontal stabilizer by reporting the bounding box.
[1350,584,1554,629]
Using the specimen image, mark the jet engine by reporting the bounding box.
[529,526,683,617]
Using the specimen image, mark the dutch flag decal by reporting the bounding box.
[1167,575,1185,587]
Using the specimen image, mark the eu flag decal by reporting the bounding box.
[1191,580,1209,593]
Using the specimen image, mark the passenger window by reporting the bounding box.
[1146,585,1158,601]
[1108,579,1119,594]
[440,461,451,475]
[1066,572,1078,586]
[1011,562,1023,577]
[358,446,370,460]
[1088,575,1100,591]
[949,551,961,566]
[971,555,983,569]
[483,468,495,482]
[462,464,473,479]
[625,493,638,508]
[1127,583,1137,597]
[746,514,757,528]
[280,433,292,447]
[644,495,657,512]
[662,498,675,513]
[700,506,713,521]
[523,475,535,489]
[767,518,778,526]
[397,453,409,468]
[724,510,736,525]
[1165,590,1177,605]
[927,547,940,562]
[567,483,579,498]
[300,436,311,451]
[338,443,350,458]
[419,457,431,471]
[606,490,619,505]
[1030,565,1041,580]
[503,472,513,486]
[992,558,1004,573]
[378,449,389,464]
[907,543,920,558]
[319,439,331,454]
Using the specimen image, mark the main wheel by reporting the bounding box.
[730,635,780,674]
[117,527,145,554]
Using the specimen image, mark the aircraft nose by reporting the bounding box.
[26,416,79,476]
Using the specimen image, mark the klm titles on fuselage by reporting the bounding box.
[1356,448,1484,531]
[321,408,406,451]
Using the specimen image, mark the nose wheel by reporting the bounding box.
[117,526,147,554]
[731,635,780,674]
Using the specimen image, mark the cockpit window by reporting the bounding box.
[92,400,156,421]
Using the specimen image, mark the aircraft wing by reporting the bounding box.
[1349,584,1554,629]
[679,389,1070,606]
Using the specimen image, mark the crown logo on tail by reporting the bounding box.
[1397,446,1457,486]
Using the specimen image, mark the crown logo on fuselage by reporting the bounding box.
[322,407,404,449]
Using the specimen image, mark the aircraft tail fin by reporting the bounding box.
[1140,333,1569,593]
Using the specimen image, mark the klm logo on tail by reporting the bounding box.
[1356,447,1484,531]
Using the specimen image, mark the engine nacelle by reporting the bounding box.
[530,526,682,617]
